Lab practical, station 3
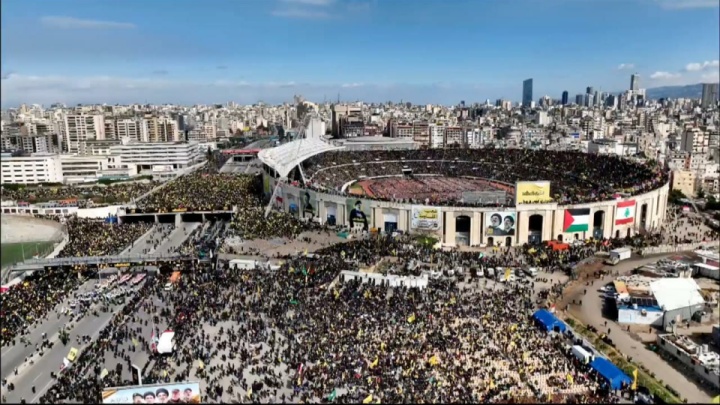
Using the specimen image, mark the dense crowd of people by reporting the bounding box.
[301,149,667,206]
[0,217,152,346]
[30,232,635,404]
[137,174,259,213]
[1,182,158,207]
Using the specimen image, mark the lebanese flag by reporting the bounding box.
[615,200,636,226]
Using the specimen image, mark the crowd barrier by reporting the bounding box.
[639,243,703,256]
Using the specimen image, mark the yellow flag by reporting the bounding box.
[380,342,386,352]
[631,368,638,390]
[370,357,379,369]
[408,313,416,323]
[304,249,308,256]
[198,360,205,369]
[428,354,440,366]
[100,368,109,379]
[489,379,495,390]
[364,290,371,299]
[449,296,456,305]
[247,387,253,398]
[334,289,340,299]
[566,374,574,384]
[132,338,139,347]
[363,395,373,404]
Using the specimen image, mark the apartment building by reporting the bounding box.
[143,116,179,143]
[115,118,144,142]
[671,169,699,197]
[64,113,105,154]
[1,134,61,154]
[0,153,64,184]
[681,128,708,155]
[656,334,719,391]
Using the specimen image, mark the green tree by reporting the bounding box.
[668,189,686,205]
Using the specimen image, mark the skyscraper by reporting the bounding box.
[630,74,639,92]
[586,86,594,95]
[561,91,569,105]
[522,79,533,107]
[701,83,719,108]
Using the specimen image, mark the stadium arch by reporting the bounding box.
[528,214,544,245]
[455,215,471,246]
[593,210,605,240]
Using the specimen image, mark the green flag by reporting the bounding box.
[327,389,337,402]
[290,299,299,305]
[302,266,308,276]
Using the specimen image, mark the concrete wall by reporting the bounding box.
[640,243,702,256]
[1,204,122,218]
[656,334,720,391]
[279,181,670,247]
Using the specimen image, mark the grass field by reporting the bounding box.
[1,241,56,268]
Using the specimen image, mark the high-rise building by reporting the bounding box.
[561,91,569,105]
[586,86,594,95]
[63,113,105,154]
[575,94,584,105]
[630,74,640,92]
[522,79,533,107]
[701,83,719,108]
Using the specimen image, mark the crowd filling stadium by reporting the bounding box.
[301,149,667,206]
[1,182,158,207]
[0,146,714,405]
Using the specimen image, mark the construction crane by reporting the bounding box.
[263,110,318,219]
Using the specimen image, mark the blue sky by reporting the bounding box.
[1,0,718,107]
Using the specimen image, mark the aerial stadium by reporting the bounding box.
[259,138,670,247]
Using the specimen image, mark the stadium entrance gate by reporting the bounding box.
[528,214,544,245]
[455,215,471,246]
[325,203,337,226]
[593,210,605,240]
[383,211,398,234]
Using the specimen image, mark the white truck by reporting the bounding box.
[605,247,632,266]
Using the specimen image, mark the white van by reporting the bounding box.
[524,267,538,277]
[164,283,173,291]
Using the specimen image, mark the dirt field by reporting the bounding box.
[0,215,63,244]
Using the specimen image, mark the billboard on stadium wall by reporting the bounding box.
[411,206,442,231]
[515,181,552,204]
[346,198,372,232]
[102,382,201,404]
[485,212,516,236]
[300,190,317,220]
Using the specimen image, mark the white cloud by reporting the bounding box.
[655,0,720,9]
[271,8,332,19]
[685,60,720,71]
[280,0,335,5]
[650,71,681,80]
[701,71,720,83]
[40,16,136,30]
[617,63,635,70]
[0,74,492,107]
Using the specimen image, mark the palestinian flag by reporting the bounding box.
[563,208,590,232]
[615,200,636,226]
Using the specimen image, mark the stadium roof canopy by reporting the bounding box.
[258,138,344,178]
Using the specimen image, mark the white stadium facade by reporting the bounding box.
[258,138,670,247]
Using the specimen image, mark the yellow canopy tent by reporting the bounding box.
[711,395,719,404]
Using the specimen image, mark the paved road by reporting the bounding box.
[567,254,714,404]
[153,223,200,256]
[0,280,99,382]
[125,225,175,256]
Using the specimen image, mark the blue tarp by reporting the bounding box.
[590,357,632,390]
[532,309,567,332]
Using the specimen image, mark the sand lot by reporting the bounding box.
[1,215,63,244]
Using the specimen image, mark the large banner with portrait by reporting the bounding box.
[102,382,201,404]
[485,211,516,236]
[300,190,317,220]
[411,206,442,231]
[516,181,552,204]
[346,198,371,232]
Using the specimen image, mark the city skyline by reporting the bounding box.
[1,0,719,107]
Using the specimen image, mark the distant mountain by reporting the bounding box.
[644,83,710,100]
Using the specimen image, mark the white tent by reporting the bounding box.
[157,330,176,354]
